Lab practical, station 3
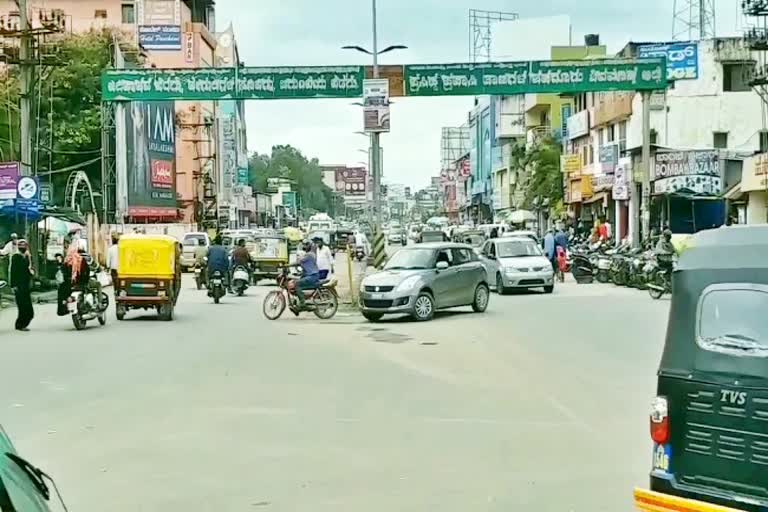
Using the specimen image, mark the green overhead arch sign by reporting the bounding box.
[101,58,666,101]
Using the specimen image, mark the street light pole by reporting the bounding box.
[370,0,382,228]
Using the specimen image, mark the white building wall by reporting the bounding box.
[626,39,763,152]
[748,191,768,224]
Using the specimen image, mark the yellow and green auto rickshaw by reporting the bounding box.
[250,233,289,283]
[115,234,181,321]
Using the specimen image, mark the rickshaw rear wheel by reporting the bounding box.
[116,304,126,321]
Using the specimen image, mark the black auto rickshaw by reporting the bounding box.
[335,228,354,252]
[635,225,768,512]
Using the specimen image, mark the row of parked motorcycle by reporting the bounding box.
[566,237,673,300]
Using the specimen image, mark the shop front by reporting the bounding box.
[740,153,768,224]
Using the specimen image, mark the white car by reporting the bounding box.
[479,237,554,294]
[181,232,210,270]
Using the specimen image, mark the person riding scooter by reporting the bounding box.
[207,235,229,294]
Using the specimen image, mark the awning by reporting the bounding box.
[583,191,609,204]
[722,183,745,201]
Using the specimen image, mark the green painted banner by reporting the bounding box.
[102,66,364,101]
[404,58,667,96]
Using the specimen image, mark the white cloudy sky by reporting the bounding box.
[215,0,741,189]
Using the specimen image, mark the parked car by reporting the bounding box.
[359,243,490,322]
[479,236,555,294]
[388,230,406,245]
[180,232,209,271]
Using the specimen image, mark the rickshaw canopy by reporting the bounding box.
[118,234,179,279]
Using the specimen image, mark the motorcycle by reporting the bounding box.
[208,270,226,304]
[194,258,207,290]
[68,265,109,330]
[232,265,250,296]
[263,266,338,320]
[354,246,366,262]
[647,255,674,300]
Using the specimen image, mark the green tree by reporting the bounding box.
[510,137,564,213]
[249,145,336,215]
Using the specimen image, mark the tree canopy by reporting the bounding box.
[249,145,336,215]
[0,29,116,206]
[510,136,564,214]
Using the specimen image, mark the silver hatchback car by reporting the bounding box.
[359,243,490,322]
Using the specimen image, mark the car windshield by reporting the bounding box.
[497,240,542,258]
[385,249,434,270]
[698,286,768,355]
[183,235,205,246]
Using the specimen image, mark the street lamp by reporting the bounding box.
[341,0,407,234]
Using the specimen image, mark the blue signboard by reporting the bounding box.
[15,176,40,212]
[139,25,182,50]
[560,104,571,139]
[638,42,698,81]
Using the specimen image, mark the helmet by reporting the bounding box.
[301,240,313,252]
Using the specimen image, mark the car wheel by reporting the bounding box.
[362,312,384,322]
[412,292,435,322]
[472,284,490,313]
[496,273,507,295]
[544,285,554,294]
[116,304,126,320]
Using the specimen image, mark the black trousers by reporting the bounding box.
[14,287,34,330]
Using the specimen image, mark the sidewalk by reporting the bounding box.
[0,288,58,310]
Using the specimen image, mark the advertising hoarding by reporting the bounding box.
[138,0,181,50]
[638,42,698,81]
[125,101,177,217]
[363,78,390,133]
[652,150,721,195]
[0,162,19,205]
[334,167,367,196]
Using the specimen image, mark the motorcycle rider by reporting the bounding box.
[654,229,677,277]
[194,237,208,287]
[206,235,229,294]
[293,240,320,311]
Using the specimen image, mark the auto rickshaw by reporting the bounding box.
[115,234,181,321]
[635,225,768,512]
[335,228,354,252]
[250,233,289,283]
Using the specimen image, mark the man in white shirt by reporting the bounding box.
[106,232,120,290]
[354,230,369,255]
[1,233,19,277]
[313,237,334,279]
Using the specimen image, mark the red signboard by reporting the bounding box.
[151,160,174,189]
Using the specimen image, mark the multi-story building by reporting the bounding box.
[0,0,225,225]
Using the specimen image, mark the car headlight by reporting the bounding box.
[396,275,421,292]
[504,267,519,275]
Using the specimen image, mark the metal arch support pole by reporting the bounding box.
[641,90,652,243]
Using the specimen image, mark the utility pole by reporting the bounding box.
[17,0,32,177]
[370,0,382,228]
[641,90,652,243]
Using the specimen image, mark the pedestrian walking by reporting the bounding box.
[543,229,556,271]
[313,237,334,280]
[106,232,120,292]
[10,239,34,331]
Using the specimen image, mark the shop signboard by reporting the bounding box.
[125,101,177,217]
[363,78,390,133]
[593,174,615,191]
[741,152,768,192]
[0,162,19,206]
[652,150,721,195]
[567,110,589,140]
[138,0,181,50]
[561,154,581,176]
[282,191,297,213]
[638,41,698,81]
[560,103,571,139]
[581,174,594,199]
[613,157,631,200]
[599,143,618,173]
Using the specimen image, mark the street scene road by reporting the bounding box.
[1,272,668,511]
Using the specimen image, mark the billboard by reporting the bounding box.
[638,42,698,81]
[138,0,181,50]
[125,101,177,217]
[363,79,390,133]
[334,167,367,196]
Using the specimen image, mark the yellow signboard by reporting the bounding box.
[561,154,581,176]
[742,153,768,192]
[581,174,594,198]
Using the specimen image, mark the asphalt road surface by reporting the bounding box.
[1,275,669,512]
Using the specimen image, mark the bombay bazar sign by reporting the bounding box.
[102,58,666,101]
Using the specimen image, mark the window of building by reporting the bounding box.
[94,9,108,19]
[619,121,627,141]
[608,124,615,143]
[588,144,594,164]
[722,63,752,92]
[599,128,605,145]
[121,3,136,24]
[713,131,729,149]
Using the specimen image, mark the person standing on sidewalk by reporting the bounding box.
[313,237,334,280]
[10,239,34,331]
[1,233,19,277]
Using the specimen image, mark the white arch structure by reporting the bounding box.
[64,170,96,214]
